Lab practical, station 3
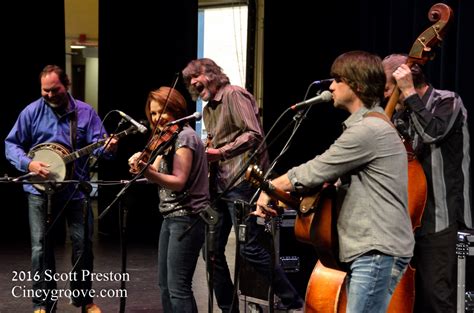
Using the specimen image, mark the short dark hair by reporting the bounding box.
[330,51,386,109]
[40,65,70,89]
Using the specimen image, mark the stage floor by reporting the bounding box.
[0,222,235,312]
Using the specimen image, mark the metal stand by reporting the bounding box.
[456,230,474,313]
[119,198,128,313]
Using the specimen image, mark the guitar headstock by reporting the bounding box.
[245,164,264,188]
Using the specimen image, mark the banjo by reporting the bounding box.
[27,126,138,191]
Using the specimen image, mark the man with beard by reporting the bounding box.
[5,65,118,313]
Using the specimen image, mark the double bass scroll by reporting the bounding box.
[385,3,453,119]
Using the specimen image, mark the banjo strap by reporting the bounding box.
[69,108,77,175]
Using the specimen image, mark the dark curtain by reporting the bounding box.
[0,1,65,242]
[262,0,473,176]
[97,1,198,241]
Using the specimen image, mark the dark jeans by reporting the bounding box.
[413,223,458,313]
[207,182,301,313]
[158,215,205,313]
[28,193,94,311]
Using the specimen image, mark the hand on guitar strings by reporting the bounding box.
[253,191,282,218]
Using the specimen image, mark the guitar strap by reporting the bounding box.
[364,111,396,129]
[364,111,416,159]
[69,108,77,176]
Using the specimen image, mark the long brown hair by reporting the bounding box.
[145,87,187,127]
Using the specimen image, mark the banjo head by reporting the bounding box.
[28,143,69,191]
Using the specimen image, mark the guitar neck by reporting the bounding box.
[63,127,136,164]
[262,180,301,209]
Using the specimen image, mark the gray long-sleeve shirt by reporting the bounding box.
[288,106,414,263]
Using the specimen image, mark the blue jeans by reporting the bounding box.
[208,182,301,313]
[345,252,411,313]
[28,193,94,311]
[158,215,205,313]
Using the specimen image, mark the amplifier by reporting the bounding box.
[457,230,474,313]
[238,210,317,306]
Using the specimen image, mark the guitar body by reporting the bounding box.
[293,185,347,313]
[294,184,340,269]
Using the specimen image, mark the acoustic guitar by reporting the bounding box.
[244,164,339,269]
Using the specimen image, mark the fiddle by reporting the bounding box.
[129,124,180,174]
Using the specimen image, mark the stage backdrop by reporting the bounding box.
[97,1,198,242]
[0,0,65,242]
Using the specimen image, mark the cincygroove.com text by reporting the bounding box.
[12,286,128,302]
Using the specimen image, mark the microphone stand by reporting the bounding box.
[112,178,149,313]
[99,127,179,313]
[244,98,315,311]
[232,88,320,311]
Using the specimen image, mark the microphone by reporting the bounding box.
[166,112,202,126]
[12,172,37,182]
[291,90,333,111]
[312,78,334,85]
[117,111,148,134]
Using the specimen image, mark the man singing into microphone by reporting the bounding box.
[182,58,303,312]
[255,51,414,313]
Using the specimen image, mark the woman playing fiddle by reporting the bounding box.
[128,86,209,313]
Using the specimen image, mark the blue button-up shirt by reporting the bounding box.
[5,94,112,199]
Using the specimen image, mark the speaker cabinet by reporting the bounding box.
[238,211,318,302]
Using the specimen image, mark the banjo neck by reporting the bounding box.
[26,126,139,192]
[62,126,137,164]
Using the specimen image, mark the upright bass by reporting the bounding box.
[383,4,453,312]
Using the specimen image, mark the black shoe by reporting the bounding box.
[275,297,304,312]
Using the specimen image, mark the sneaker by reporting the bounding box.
[86,303,102,313]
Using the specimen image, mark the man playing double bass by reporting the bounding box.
[383,54,472,313]
[255,51,415,313]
